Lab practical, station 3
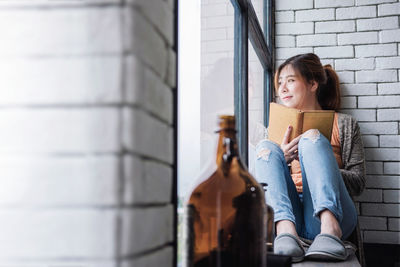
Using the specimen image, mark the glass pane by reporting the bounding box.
[200,0,235,172]
[178,1,201,265]
[178,0,234,200]
[178,1,234,264]
[248,40,265,176]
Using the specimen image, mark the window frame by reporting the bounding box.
[230,0,274,166]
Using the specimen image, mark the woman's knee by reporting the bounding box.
[255,139,282,161]
[299,129,330,149]
[301,129,323,143]
[302,129,320,141]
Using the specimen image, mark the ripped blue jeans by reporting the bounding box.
[254,130,357,240]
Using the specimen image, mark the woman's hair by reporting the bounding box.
[274,53,341,110]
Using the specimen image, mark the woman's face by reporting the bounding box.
[277,64,318,110]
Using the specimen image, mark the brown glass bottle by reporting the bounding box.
[184,115,267,267]
[260,183,275,252]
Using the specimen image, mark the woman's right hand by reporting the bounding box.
[281,126,301,164]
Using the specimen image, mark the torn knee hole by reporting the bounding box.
[257,148,271,161]
[302,129,320,143]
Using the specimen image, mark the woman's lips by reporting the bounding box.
[282,96,292,101]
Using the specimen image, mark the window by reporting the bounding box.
[177,0,274,265]
[230,0,274,166]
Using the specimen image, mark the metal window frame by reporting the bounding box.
[230,0,274,166]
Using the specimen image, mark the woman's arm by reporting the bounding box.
[340,115,366,197]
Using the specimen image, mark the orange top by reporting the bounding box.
[291,113,343,193]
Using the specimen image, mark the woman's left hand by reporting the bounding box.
[280,125,300,164]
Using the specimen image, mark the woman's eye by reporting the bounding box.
[288,79,294,82]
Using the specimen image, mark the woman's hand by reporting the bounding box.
[281,126,301,164]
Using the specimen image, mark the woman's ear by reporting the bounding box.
[310,80,319,93]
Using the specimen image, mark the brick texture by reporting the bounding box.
[366,175,400,189]
[275,0,313,11]
[316,20,356,33]
[362,135,379,147]
[378,83,400,95]
[276,11,295,23]
[297,34,337,47]
[357,16,399,31]
[0,1,176,266]
[338,32,378,45]
[359,216,387,230]
[0,209,118,258]
[315,0,355,8]
[296,9,335,22]
[336,6,376,19]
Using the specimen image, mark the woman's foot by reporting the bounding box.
[304,210,348,261]
[274,233,305,262]
[320,209,342,238]
[276,220,299,237]
[305,234,348,261]
[274,220,305,262]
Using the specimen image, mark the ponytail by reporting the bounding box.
[318,64,341,111]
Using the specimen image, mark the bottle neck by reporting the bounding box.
[216,129,239,173]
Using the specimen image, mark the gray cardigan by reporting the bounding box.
[249,112,366,197]
[337,112,366,197]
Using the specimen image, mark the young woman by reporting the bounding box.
[254,53,365,262]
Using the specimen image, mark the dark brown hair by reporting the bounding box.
[274,53,341,110]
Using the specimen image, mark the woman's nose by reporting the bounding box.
[279,82,287,93]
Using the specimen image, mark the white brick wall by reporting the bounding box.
[276,35,296,47]
[0,57,123,104]
[315,0,354,8]
[276,22,314,34]
[0,7,123,56]
[357,16,399,31]
[297,34,337,47]
[0,209,118,258]
[0,109,120,153]
[275,0,313,11]
[296,9,335,22]
[0,156,120,206]
[380,28,400,43]
[121,205,174,255]
[275,0,400,245]
[338,32,378,45]
[0,0,176,266]
[341,83,377,95]
[276,11,294,22]
[316,21,356,33]
[389,218,400,231]
[336,6,376,19]
[362,135,379,147]
[336,58,375,71]
[378,2,400,16]
[355,43,397,57]
[356,0,397,6]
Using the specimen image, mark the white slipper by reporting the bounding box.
[305,233,348,261]
[274,233,305,262]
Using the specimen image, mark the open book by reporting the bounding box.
[268,102,335,144]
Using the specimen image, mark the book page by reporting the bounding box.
[302,111,335,142]
[268,103,302,144]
